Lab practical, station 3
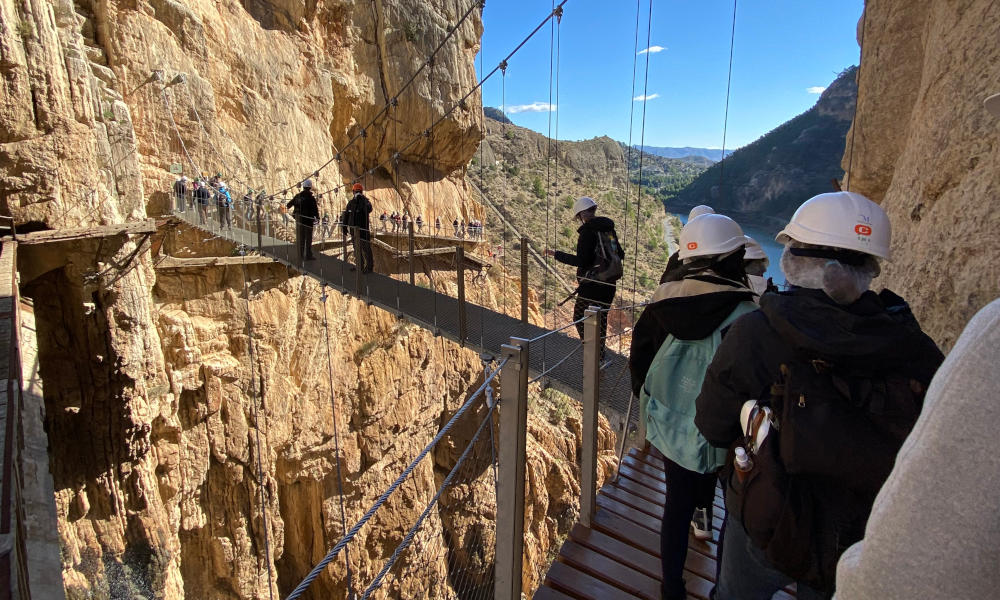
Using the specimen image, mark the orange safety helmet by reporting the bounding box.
[352,183,364,192]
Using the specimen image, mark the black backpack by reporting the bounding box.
[727,355,926,589]
[586,229,625,284]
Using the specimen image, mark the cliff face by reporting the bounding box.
[844,1,1000,349]
[2,0,609,597]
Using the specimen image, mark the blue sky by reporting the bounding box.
[476,0,864,149]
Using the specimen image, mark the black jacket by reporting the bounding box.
[629,276,754,396]
[344,193,373,232]
[553,216,619,283]
[287,190,319,223]
[695,287,943,591]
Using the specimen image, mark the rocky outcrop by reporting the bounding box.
[844,1,1000,350]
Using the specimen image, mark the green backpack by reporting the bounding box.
[640,301,757,473]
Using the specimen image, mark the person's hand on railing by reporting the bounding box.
[544,248,555,257]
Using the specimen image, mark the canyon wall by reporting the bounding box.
[844,0,1000,349]
[1,0,606,597]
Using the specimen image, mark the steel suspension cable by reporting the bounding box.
[621,0,641,316]
[283,358,507,600]
[360,400,497,599]
[717,0,738,199]
[239,247,276,600]
[320,285,355,595]
[631,0,653,327]
[500,67,508,316]
[543,0,557,371]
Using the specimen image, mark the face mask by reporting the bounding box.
[748,274,768,297]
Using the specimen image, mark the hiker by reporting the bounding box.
[279,202,291,228]
[459,220,466,239]
[435,216,442,235]
[194,180,211,224]
[629,213,756,600]
[415,214,424,233]
[287,179,319,262]
[545,196,624,358]
[402,212,409,232]
[216,183,233,230]
[321,213,331,240]
[660,205,717,284]
[343,183,374,273]
[743,235,774,297]
[390,211,399,233]
[833,91,1000,600]
[695,191,944,600]
[173,176,188,212]
[453,218,459,237]
[379,210,388,232]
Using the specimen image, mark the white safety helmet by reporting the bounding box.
[678,214,746,260]
[572,196,598,218]
[986,93,1000,117]
[180,175,188,182]
[776,191,891,259]
[688,205,715,221]
[302,179,314,189]
[743,235,768,261]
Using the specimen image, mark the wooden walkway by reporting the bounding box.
[535,447,796,600]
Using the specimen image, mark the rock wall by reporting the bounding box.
[1,0,607,597]
[844,0,1000,349]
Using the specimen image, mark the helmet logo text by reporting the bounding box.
[855,224,872,236]
[687,242,698,250]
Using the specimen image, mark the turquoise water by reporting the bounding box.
[672,213,786,284]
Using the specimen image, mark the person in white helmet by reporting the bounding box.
[688,204,716,220]
[659,205,717,284]
[695,191,943,599]
[545,196,624,356]
[629,213,756,600]
[287,179,319,262]
[832,91,1000,600]
[742,235,772,298]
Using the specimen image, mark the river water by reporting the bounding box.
[669,213,786,285]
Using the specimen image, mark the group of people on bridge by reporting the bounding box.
[544,178,996,598]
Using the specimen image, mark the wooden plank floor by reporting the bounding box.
[535,447,797,600]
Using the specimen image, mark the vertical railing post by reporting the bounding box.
[496,337,529,600]
[520,236,529,323]
[408,221,416,286]
[580,306,601,527]
[456,246,466,345]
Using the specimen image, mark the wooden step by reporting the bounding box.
[613,472,666,505]
[618,463,667,495]
[559,540,661,600]
[622,455,667,483]
[570,523,661,580]
[545,560,643,600]
[533,585,576,600]
[593,508,660,557]
[604,483,663,518]
[597,494,662,532]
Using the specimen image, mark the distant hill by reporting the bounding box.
[472,115,706,297]
[669,67,858,231]
[635,146,733,161]
[483,106,512,125]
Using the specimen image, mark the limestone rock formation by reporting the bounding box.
[844,0,1000,349]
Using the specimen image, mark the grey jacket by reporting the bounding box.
[834,298,1000,599]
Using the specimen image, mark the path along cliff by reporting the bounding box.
[1,0,615,597]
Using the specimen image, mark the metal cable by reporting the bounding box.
[238,247,276,600]
[529,342,582,385]
[360,400,497,599]
[717,0,738,198]
[631,0,653,330]
[320,285,355,594]
[283,357,508,600]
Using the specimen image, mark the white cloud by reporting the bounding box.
[806,86,826,94]
[633,93,660,102]
[638,45,666,54]
[507,102,557,114]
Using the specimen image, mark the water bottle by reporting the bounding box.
[734,446,754,483]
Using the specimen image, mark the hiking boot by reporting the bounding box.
[691,508,712,541]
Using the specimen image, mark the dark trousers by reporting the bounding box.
[296,220,315,262]
[573,282,615,355]
[353,233,374,273]
[661,457,719,600]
